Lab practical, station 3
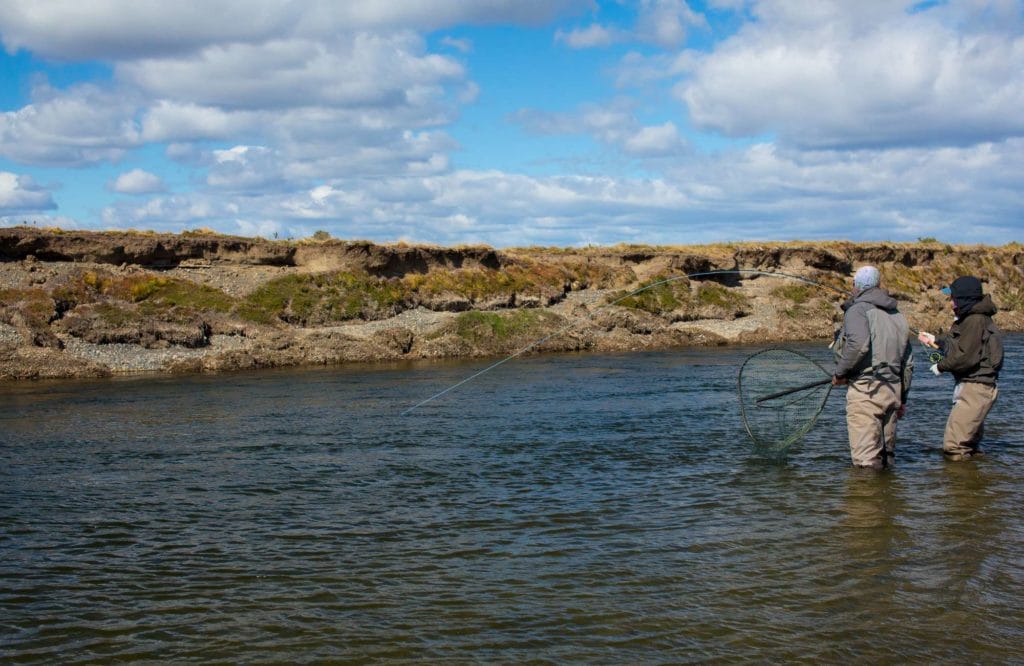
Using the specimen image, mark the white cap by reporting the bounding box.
[853,266,880,290]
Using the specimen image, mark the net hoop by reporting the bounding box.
[737,347,833,457]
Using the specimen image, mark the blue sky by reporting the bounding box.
[1,1,1022,247]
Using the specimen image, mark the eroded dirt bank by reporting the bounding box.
[2,227,1022,380]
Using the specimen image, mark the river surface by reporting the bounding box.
[2,337,1023,663]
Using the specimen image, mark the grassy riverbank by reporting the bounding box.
[2,227,1022,379]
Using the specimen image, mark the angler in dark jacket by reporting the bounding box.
[919,276,1003,460]
[832,266,914,470]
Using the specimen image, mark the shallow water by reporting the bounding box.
[2,338,1023,663]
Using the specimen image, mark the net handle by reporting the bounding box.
[754,361,883,404]
[755,377,831,404]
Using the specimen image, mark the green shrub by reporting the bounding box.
[0,288,55,327]
[128,277,235,312]
[613,276,689,314]
[404,265,565,302]
[450,309,561,345]
[696,282,748,310]
[772,284,813,304]
[240,271,407,325]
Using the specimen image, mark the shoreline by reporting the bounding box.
[3,227,1022,381]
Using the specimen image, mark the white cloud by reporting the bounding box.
[440,36,473,53]
[141,102,256,144]
[234,218,286,240]
[678,1,1024,148]
[556,24,623,49]
[512,100,688,159]
[0,83,142,166]
[612,50,697,89]
[99,193,232,231]
[0,171,56,213]
[557,0,706,50]
[1,23,470,172]
[108,168,165,194]
[95,135,1024,246]
[513,101,641,145]
[635,0,706,49]
[0,1,591,59]
[120,33,464,111]
[3,0,1023,247]
[206,145,297,193]
[657,138,1024,241]
[0,1,292,59]
[623,122,688,157]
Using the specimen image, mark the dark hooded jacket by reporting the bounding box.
[833,286,914,403]
[937,294,1003,385]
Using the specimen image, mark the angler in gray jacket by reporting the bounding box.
[832,266,914,469]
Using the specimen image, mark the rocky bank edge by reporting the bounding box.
[2,227,1023,380]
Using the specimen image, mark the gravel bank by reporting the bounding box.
[0,322,20,346]
[59,334,253,373]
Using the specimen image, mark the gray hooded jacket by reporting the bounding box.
[833,287,914,402]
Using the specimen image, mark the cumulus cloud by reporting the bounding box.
[3,0,1022,247]
[0,171,56,213]
[108,168,164,194]
[1,10,472,173]
[99,192,236,231]
[557,0,705,49]
[119,32,464,111]
[512,100,688,158]
[635,0,706,49]
[140,102,256,144]
[656,137,1024,241]
[94,135,1024,247]
[2,41,465,173]
[0,0,591,59]
[0,83,142,166]
[623,122,688,157]
[205,145,298,193]
[0,1,293,59]
[678,1,1024,148]
[556,24,624,49]
[440,36,473,53]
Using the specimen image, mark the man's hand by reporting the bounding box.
[918,331,938,349]
[896,404,907,419]
[832,375,848,386]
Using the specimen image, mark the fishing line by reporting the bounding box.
[400,269,846,415]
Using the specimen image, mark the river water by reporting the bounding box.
[2,337,1023,663]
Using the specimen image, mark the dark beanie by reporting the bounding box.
[950,276,982,299]
[949,275,983,316]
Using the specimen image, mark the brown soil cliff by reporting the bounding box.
[2,227,1022,380]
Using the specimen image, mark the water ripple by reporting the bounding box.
[2,342,1024,662]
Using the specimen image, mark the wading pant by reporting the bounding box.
[846,377,900,469]
[943,382,998,458]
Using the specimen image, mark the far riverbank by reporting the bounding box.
[3,227,1022,380]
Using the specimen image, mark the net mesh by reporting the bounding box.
[737,348,832,456]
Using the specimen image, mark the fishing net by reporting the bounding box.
[737,348,833,456]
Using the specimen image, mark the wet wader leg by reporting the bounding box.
[881,402,899,468]
[943,383,998,458]
[846,379,899,469]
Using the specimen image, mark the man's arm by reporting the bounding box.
[900,336,914,404]
[833,303,870,378]
[937,318,984,374]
